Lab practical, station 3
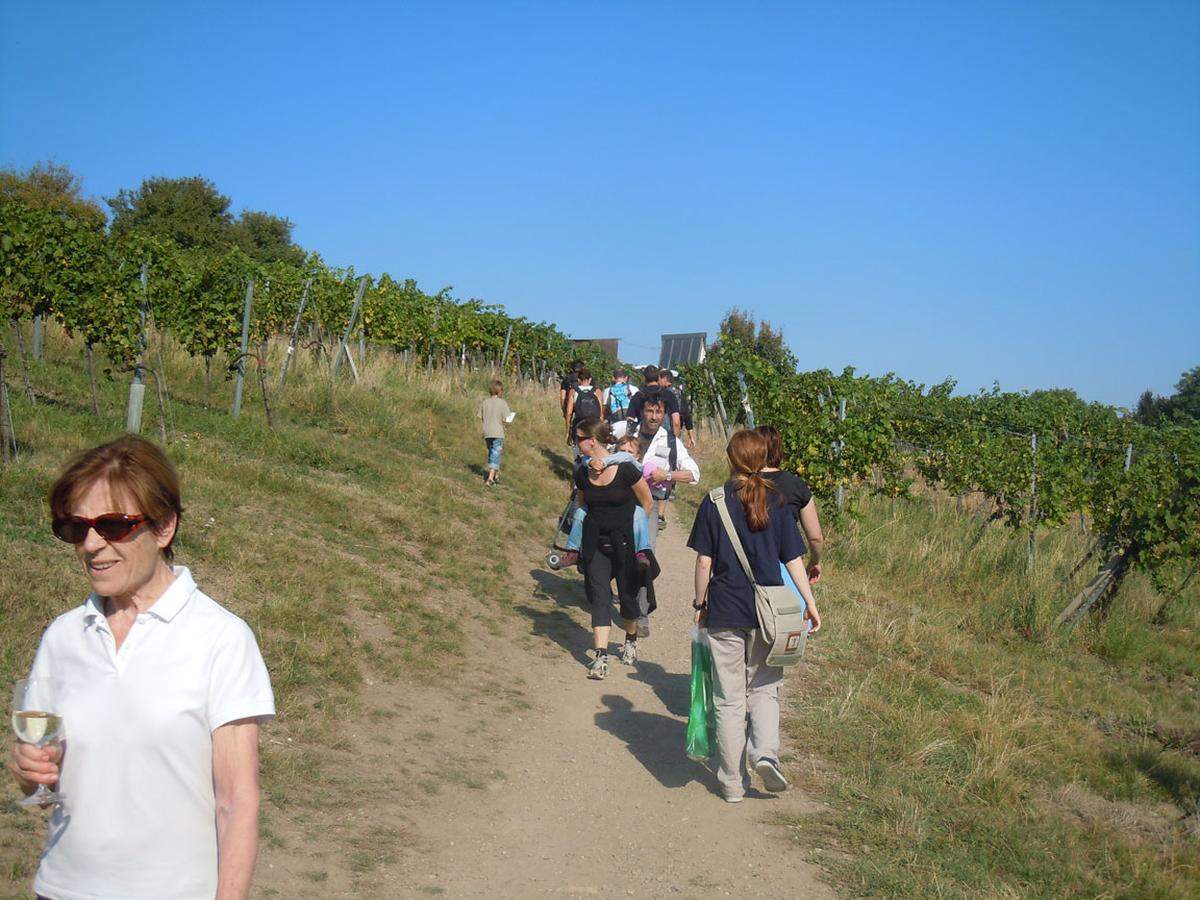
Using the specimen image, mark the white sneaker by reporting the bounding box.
[619,640,638,666]
[587,653,609,680]
[755,758,790,793]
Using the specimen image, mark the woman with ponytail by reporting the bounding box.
[687,430,821,803]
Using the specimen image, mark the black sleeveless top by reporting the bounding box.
[574,461,641,561]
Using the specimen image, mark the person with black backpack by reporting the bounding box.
[559,360,583,419]
[564,367,604,447]
[659,369,695,449]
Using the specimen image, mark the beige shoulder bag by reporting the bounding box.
[709,487,808,667]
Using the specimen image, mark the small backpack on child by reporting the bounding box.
[608,381,631,417]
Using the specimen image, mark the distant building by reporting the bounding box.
[658,332,707,370]
[571,338,620,360]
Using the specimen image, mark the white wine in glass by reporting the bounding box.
[12,677,65,808]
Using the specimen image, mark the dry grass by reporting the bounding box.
[0,323,571,895]
[680,436,1200,897]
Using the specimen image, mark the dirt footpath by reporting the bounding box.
[388,514,836,899]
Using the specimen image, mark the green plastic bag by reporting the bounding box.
[686,627,717,760]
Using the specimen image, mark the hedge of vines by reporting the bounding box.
[684,336,1200,604]
[0,198,616,381]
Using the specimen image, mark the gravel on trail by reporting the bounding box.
[395,513,837,899]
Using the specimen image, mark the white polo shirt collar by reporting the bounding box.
[81,566,196,628]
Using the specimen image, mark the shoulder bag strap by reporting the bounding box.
[708,487,758,587]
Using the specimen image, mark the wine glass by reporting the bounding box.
[12,677,64,808]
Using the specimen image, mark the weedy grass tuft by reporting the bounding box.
[0,324,570,892]
[681,437,1200,896]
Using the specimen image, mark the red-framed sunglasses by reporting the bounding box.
[52,514,152,545]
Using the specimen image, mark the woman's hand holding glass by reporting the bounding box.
[10,677,65,808]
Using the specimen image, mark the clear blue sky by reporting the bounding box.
[2,1,1197,407]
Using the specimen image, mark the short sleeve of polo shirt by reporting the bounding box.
[687,496,718,558]
[797,478,813,509]
[207,618,275,731]
[776,504,806,564]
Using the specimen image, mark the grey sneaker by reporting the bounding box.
[637,616,650,638]
[755,758,790,793]
[619,640,638,666]
[587,652,609,680]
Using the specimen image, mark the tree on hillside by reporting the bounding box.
[1133,365,1200,425]
[0,161,106,229]
[230,210,304,264]
[107,176,235,250]
[717,306,798,373]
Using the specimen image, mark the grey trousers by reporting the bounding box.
[708,627,783,798]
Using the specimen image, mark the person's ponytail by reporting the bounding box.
[725,430,775,532]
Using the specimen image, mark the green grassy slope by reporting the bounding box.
[2,326,1197,897]
[678,454,1200,897]
[0,326,573,893]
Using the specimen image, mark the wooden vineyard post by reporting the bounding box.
[835,398,847,514]
[1055,444,1137,628]
[500,323,513,370]
[0,347,13,462]
[277,277,312,396]
[1026,432,1038,574]
[736,372,756,428]
[125,264,150,432]
[231,280,254,419]
[32,315,43,361]
[707,369,731,440]
[332,277,368,381]
[11,319,35,404]
[426,303,440,373]
[257,357,275,430]
[84,343,100,415]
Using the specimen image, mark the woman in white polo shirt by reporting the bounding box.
[8,435,275,900]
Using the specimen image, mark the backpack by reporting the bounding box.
[608,382,631,415]
[668,384,692,429]
[572,385,601,423]
[649,428,679,500]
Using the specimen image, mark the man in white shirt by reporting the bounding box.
[633,396,700,533]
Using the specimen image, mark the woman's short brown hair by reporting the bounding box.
[573,417,613,445]
[489,379,504,395]
[754,425,784,468]
[49,435,184,560]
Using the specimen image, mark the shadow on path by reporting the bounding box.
[539,446,574,482]
[530,568,587,607]
[595,694,710,789]
[628,660,692,719]
[514,603,592,666]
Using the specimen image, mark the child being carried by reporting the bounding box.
[558,435,667,569]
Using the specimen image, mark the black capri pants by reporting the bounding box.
[582,543,641,627]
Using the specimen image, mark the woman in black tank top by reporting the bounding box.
[572,418,654,680]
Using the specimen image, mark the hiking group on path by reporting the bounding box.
[552,360,825,804]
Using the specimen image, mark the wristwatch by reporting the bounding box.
[692,598,707,610]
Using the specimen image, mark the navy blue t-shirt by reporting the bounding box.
[687,482,806,629]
